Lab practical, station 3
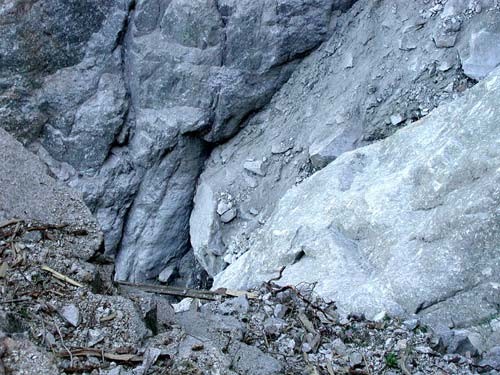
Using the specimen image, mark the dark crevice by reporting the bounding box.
[293,250,306,264]
[415,282,481,314]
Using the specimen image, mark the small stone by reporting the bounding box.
[158,266,175,283]
[442,17,461,33]
[331,338,347,355]
[249,208,259,216]
[349,352,363,366]
[438,60,453,72]
[390,113,405,125]
[273,304,288,319]
[402,318,419,331]
[173,298,194,313]
[343,52,354,69]
[108,366,123,375]
[367,84,377,94]
[88,328,104,347]
[263,317,286,335]
[416,345,433,354]
[21,231,42,243]
[399,35,418,51]
[217,201,232,215]
[60,304,80,327]
[434,33,457,48]
[220,208,237,223]
[396,339,408,351]
[44,332,56,347]
[271,142,293,154]
[218,296,249,315]
[244,174,258,188]
[244,160,266,176]
[301,342,312,353]
[372,311,387,322]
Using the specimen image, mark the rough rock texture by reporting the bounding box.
[190,0,500,276]
[0,128,102,259]
[215,66,500,350]
[0,0,356,282]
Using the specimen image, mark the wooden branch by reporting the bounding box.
[117,281,257,300]
[0,219,22,229]
[41,265,84,288]
[57,348,146,363]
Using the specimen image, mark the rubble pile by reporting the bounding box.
[1,223,497,375]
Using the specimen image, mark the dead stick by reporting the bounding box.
[0,298,32,304]
[54,322,73,367]
[41,265,83,288]
[0,219,22,229]
[117,281,218,300]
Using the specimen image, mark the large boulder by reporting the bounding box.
[215,66,500,343]
[189,0,500,276]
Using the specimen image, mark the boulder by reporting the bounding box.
[215,66,500,337]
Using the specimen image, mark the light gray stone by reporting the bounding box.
[220,208,237,223]
[0,128,101,259]
[462,30,500,80]
[158,266,176,283]
[390,114,405,126]
[215,67,500,338]
[60,305,80,327]
[434,33,457,48]
[244,160,267,176]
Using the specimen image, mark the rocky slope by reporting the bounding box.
[190,0,500,276]
[0,135,495,373]
[1,0,500,373]
[214,65,500,351]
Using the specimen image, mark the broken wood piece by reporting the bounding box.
[215,288,258,299]
[41,265,84,288]
[298,313,316,334]
[118,281,218,300]
[99,312,117,322]
[0,219,22,229]
[58,348,144,363]
[117,281,258,301]
[0,297,32,304]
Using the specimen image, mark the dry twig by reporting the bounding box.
[41,265,83,288]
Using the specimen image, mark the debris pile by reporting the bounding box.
[1,220,499,374]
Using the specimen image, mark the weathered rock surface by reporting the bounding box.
[0,128,101,259]
[190,0,500,276]
[215,66,500,348]
[1,0,355,282]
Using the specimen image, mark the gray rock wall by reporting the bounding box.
[0,0,352,282]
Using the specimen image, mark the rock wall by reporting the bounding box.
[1,0,355,282]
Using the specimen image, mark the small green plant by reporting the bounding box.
[385,352,398,368]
